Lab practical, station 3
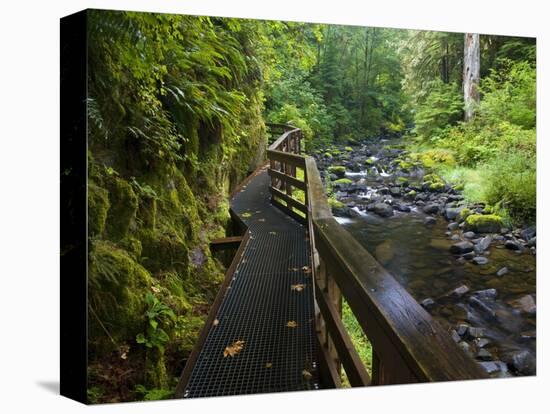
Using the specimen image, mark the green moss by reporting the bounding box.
[396,176,409,186]
[405,190,417,198]
[333,178,353,186]
[418,149,456,168]
[328,198,345,209]
[88,240,152,346]
[324,152,333,158]
[464,214,503,233]
[105,176,138,240]
[396,159,413,170]
[422,173,446,192]
[459,208,472,220]
[120,236,143,259]
[328,165,346,177]
[344,146,353,152]
[88,183,110,237]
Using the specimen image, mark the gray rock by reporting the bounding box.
[468,326,485,338]
[444,207,464,221]
[420,298,435,309]
[473,289,497,299]
[496,267,509,277]
[372,202,394,217]
[424,216,437,226]
[463,231,476,239]
[512,294,536,315]
[474,235,492,254]
[423,204,439,214]
[479,361,500,374]
[472,256,489,265]
[520,225,536,241]
[527,237,536,247]
[502,350,536,375]
[457,324,469,336]
[476,348,493,361]
[389,187,401,196]
[462,251,476,260]
[475,338,491,348]
[395,204,411,213]
[450,241,474,254]
[458,341,471,354]
[451,330,461,343]
[448,284,470,298]
[451,234,461,241]
[448,222,459,231]
[469,296,496,319]
[505,240,522,251]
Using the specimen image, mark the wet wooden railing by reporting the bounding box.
[266,124,488,387]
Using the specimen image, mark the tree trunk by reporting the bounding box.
[463,33,480,121]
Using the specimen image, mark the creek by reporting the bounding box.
[314,138,536,377]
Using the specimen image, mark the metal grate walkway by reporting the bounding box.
[182,167,320,398]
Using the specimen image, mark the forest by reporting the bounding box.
[85,9,536,402]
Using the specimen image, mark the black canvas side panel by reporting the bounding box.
[60,9,88,404]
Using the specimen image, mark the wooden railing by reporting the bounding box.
[266,124,488,387]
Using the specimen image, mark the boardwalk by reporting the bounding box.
[182,167,320,397]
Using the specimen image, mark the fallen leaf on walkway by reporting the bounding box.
[286,321,298,328]
[241,212,252,218]
[258,218,266,222]
[302,369,312,379]
[212,319,219,326]
[269,231,277,235]
[223,340,245,358]
[289,267,299,272]
[302,266,311,273]
[265,362,273,368]
[291,284,305,292]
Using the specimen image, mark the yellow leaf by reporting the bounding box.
[302,369,312,379]
[223,340,245,357]
[291,284,305,292]
[265,362,273,368]
[269,231,277,235]
[286,321,298,328]
[302,266,311,274]
[258,218,266,222]
[212,319,219,326]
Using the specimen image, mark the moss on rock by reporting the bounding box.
[464,214,503,233]
[105,176,138,240]
[328,165,346,178]
[88,183,110,237]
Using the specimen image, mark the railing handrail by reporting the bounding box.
[266,127,488,386]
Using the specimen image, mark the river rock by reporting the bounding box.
[448,222,459,231]
[463,231,476,239]
[450,241,474,254]
[394,203,411,213]
[527,237,536,247]
[473,288,497,299]
[389,187,401,196]
[469,296,496,319]
[468,326,485,338]
[475,338,491,348]
[448,284,470,298]
[424,216,437,226]
[520,225,536,241]
[505,240,522,251]
[420,298,435,309]
[474,235,492,254]
[496,267,509,277]
[479,361,500,374]
[444,207,464,221]
[423,204,439,214]
[451,234,461,241]
[472,256,489,265]
[372,202,394,217]
[462,251,476,260]
[476,348,493,361]
[502,349,536,375]
[451,330,461,343]
[457,324,469,336]
[511,294,536,315]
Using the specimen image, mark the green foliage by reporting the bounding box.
[134,385,174,401]
[327,165,346,177]
[136,293,177,352]
[464,214,504,233]
[413,79,463,140]
[333,178,353,186]
[342,300,372,374]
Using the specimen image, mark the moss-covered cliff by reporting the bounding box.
[86,10,266,402]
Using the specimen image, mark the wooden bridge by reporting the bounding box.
[175,125,487,398]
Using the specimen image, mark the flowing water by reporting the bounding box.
[319,139,536,377]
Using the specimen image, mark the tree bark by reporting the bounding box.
[463,33,480,121]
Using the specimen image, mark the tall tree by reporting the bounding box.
[463,33,480,121]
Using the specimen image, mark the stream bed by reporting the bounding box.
[314,138,536,378]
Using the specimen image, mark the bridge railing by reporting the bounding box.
[266,125,488,387]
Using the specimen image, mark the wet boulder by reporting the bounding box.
[496,267,509,277]
[474,235,492,254]
[423,203,439,214]
[450,241,474,254]
[372,202,394,217]
[511,294,536,315]
[444,207,465,221]
[505,240,522,251]
[424,216,437,226]
[464,214,503,233]
[472,256,489,265]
